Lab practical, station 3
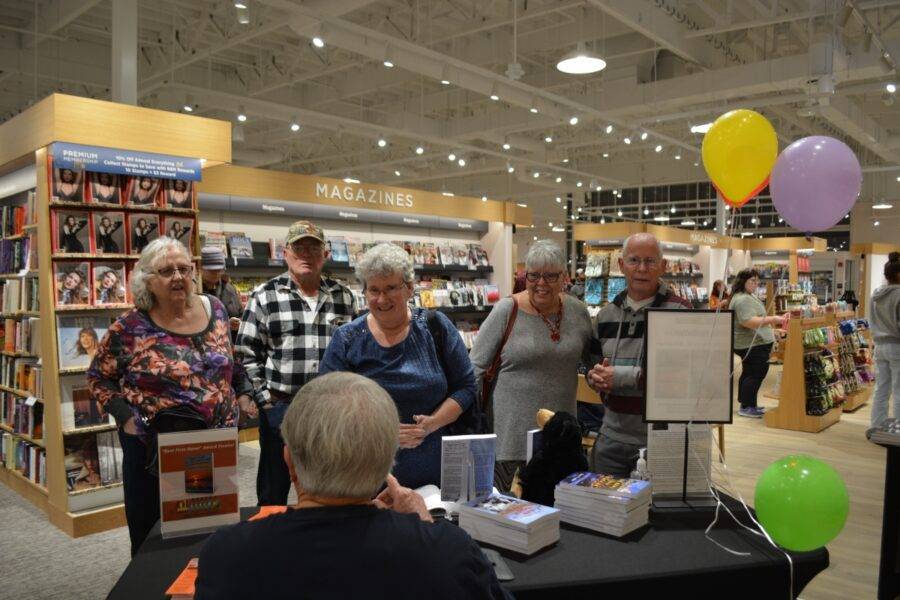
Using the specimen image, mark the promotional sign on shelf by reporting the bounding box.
[50,142,203,181]
[158,428,239,539]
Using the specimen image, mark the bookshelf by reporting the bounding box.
[0,93,230,537]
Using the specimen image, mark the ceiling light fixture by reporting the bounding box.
[675,154,681,160]
[393,170,401,176]
[690,122,713,134]
[544,135,553,143]
[640,131,648,141]
[623,137,631,145]
[887,83,897,94]
[670,206,676,213]
[236,105,247,122]
[576,181,583,187]
[502,141,511,151]
[530,98,540,114]
[448,152,456,161]
[654,215,669,222]
[518,202,528,207]
[507,163,515,173]
[415,146,424,155]
[383,46,394,68]
[644,208,650,215]
[343,177,360,184]
[458,158,466,167]
[600,217,606,224]
[555,176,562,183]
[234,1,247,7]
[681,219,696,226]
[182,94,194,112]
[556,197,562,203]
[654,144,662,153]
[481,195,487,202]
[377,137,387,148]
[440,65,451,86]
[489,83,500,101]
[556,41,607,75]
[569,116,579,126]
[605,124,614,134]
[602,152,609,158]
[617,209,623,217]
[874,220,880,226]
[533,171,540,178]
[702,219,709,226]
[442,191,455,197]
[290,119,300,132]
[873,202,893,209]
[562,158,569,163]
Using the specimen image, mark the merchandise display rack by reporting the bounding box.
[0,93,230,537]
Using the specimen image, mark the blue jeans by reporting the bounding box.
[872,342,900,427]
[256,400,291,505]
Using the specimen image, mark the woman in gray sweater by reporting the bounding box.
[470,240,593,492]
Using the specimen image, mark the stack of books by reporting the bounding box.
[458,494,560,555]
[554,472,651,537]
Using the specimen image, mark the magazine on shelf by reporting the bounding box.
[164,179,194,209]
[227,235,253,259]
[64,432,102,492]
[92,262,128,306]
[451,242,469,266]
[269,239,285,261]
[127,213,160,255]
[346,239,365,267]
[327,237,348,263]
[420,243,439,266]
[440,434,496,503]
[437,244,454,267]
[60,374,111,430]
[56,314,110,370]
[96,430,124,486]
[163,216,196,255]
[53,261,91,307]
[51,167,85,203]
[53,209,92,254]
[88,172,122,205]
[125,176,162,207]
[93,211,126,255]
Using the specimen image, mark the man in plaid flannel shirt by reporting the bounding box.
[236,219,358,504]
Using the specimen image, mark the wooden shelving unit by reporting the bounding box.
[0,93,231,537]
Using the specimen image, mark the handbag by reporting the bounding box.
[143,404,210,477]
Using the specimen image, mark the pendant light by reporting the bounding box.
[556,42,606,75]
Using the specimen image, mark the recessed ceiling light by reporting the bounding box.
[602,153,609,158]
[290,121,300,132]
[393,170,401,176]
[887,83,897,94]
[874,220,880,226]
[670,206,676,213]
[640,132,648,141]
[600,217,606,224]
[183,104,193,112]
[623,137,631,145]
[556,42,607,74]
[518,202,528,207]
[562,158,569,163]
[654,144,662,153]
[555,176,562,183]
[556,197,562,203]
[481,195,487,202]
[502,142,511,150]
[675,154,681,160]
[442,191,455,197]
[644,208,649,215]
[544,135,553,143]
[312,36,325,49]
[458,158,466,167]
[448,153,456,161]
[605,124,614,134]
[377,137,387,148]
[569,116,579,126]
[533,171,540,178]
[415,146,424,155]
[507,164,515,173]
[489,83,500,101]
[617,210,623,217]
[576,181,583,187]
[383,59,394,68]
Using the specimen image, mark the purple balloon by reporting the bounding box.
[770,136,862,233]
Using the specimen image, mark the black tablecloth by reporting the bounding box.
[108,499,827,599]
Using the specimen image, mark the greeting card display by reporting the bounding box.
[60,374,111,430]
[164,179,194,209]
[93,262,128,305]
[94,211,126,255]
[56,314,109,370]
[52,167,85,203]
[126,176,161,207]
[128,213,160,255]
[88,172,122,205]
[163,216,195,254]
[53,210,92,254]
[54,261,91,307]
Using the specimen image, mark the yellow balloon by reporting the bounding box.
[702,109,778,208]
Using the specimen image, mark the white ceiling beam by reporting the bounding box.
[819,94,900,163]
[26,0,104,48]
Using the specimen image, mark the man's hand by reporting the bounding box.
[399,423,427,448]
[237,394,258,418]
[229,317,241,331]
[587,358,614,393]
[372,474,433,522]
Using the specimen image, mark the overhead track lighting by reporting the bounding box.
[458,158,466,167]
[623,137,631,145]
[448,152,456,162]
[544,135,553,143]
[605,124,614,134]
[690,122,713,134]
[640,131,648,141]
[556,41,606,75]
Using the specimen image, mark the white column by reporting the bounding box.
[112,0,138,105]
[482,222,514,297]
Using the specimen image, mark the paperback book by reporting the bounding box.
[440,433,496,503]
[88,172,122,205]
[56,315,109,370]
[227,235,254,259]
[128,213,160,255]
[458,493,560,555]
[94,211,126,255]
[164,217,195,255]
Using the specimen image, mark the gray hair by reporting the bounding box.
[355,242,415,285]
[525,239,566,271]
[622,232,663,258]
[130,237,194,311]
[281,372,399,499]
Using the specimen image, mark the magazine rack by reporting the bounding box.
[0,94,230,537]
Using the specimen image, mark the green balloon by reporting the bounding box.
[754,455,849,552]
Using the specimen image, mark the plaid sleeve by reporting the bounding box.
[235,289,271,406]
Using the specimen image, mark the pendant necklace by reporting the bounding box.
[530,296,563,342]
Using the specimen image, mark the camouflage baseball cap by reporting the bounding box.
[285,220,326,245]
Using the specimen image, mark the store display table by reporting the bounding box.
[108,497,828,599]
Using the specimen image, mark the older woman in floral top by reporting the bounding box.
[88,237,252,555]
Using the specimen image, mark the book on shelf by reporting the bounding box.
[1,393,43,439]
[0,276,40,313]
[93,211,126,255]
[269,239,285,261]
[200,231,228,255]
[56,315,110,371]
[1,431,46,486]
[163,179,195,210]
[87,171,123,205]
[163,216,196,255]
[127,213,160,255]
[0,204,28,237]
[327,237,348,263]
[440,433,496,503]
[125,176,162,208]
[64,432,103,492]
[0,236,31,273]
[1,356,40,393]
[93,262,128,305]
[53,261,91,307]
[51,167,86,204]
[458,493,560,555]
[96,430,123,486]
[3,316,40,354]
[227,235,254,259]
[60,373,112,431]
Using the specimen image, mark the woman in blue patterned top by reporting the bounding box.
[320,243,475,489]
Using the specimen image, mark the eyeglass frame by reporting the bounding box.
[525,271,564,283]
[287,240,326,256]
[151,265,194,279]
[621,256,662,269]
[364,281,411,298]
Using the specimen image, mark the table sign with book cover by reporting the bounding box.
[158,428,239,539]
[440,434,496,503]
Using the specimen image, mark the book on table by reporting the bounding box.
[458,494,560,555]
[554,472,651,537]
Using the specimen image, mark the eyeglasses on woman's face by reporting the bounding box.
[525,271,562,283]
[365,282,408,298]
[154,265,193,279]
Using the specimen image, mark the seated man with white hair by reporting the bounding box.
[194,372,510,600]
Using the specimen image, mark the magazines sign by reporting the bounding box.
[50,142,203,181]
[158,428,239,538]
[315,181,414,210]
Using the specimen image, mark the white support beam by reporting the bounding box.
[819,94,900,164]
[27,0,104,48]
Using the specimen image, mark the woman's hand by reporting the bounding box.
[122,417,138,435]
[237,394,258,418]
[372,474,433,522]
[412,414,436,436]
[399,423,427,448]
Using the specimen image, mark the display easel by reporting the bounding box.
[0,94,230,537]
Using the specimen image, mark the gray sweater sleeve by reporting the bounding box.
[469,298,515,397]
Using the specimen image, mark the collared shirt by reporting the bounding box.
[235,273,358,405]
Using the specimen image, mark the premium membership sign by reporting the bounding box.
[644,309,733,423]
[51,142,203,181]
[158,428,239,538]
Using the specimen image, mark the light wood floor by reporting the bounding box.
[716,361,884,600]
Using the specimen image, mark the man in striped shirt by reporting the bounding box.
[236,220,358,504]
[587,233,690,477]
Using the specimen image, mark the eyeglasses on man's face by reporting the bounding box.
[622,256,661,269]
[289,241,325,256]
[525,271,562,283]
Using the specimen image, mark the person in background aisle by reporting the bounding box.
[840,289,860,312]
[586,233,690,477]
[87,237,253,555]
[194,372,510,600]
[569,268,586,301]
[870,252,900,427]
[319,243,475,489]
[200,246,243,334]
[728,268,788,419]
[709,279,728,310]
[470,240,593,493]
[236,220,358,505]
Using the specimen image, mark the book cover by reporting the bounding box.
[268,239,285,261]
[51,167,85,204]
[461,493,559,527]
[327,237,349,263]
[127,213,160,255]
[421,243,439,266]
[440,434,496,503]
[164,179,194,209]
[60,374,111,430]
[125,176,162,207]
[227,235,253,259]
[451,242,469,266]
[88,171,121,205]
[438,244,454,267]
[184,453,214,494]
[96,431,122,485]
[557,472,651,499]
[92,262,128,306]
[53,209,92,254]
[54,261,91,307]
[56,315,108,370]
[526,428,543,463]
[469,244,490,267]
[201,231,228,255]
[94,211,125,255]
[163,216,195,255]
[64,432,101,491]
[347,239,365,267]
